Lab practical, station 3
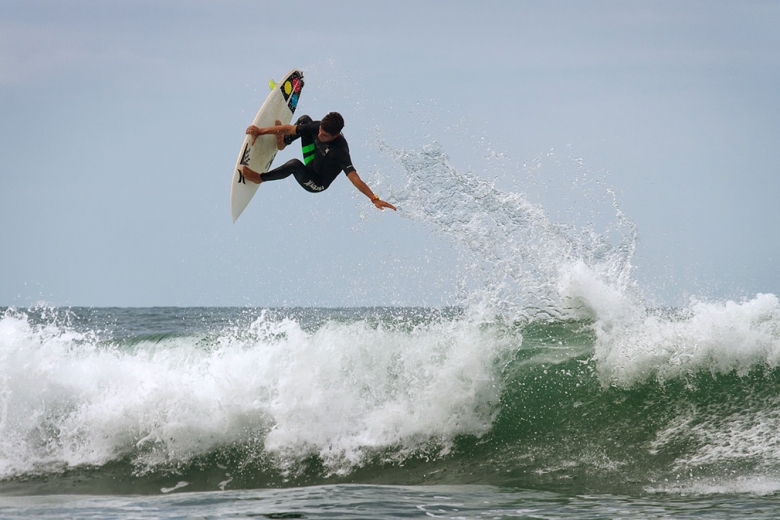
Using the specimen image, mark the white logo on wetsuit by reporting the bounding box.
[304,180,325,191]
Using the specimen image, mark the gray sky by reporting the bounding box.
[1,0,779,307]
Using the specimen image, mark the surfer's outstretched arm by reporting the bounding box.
[246,124,297,144]
[347,171,397,211]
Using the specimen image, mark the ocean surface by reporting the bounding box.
[4,145,780,517]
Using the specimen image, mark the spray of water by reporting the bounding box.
[381,141,639,324]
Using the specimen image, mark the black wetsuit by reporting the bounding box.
[260,115,356,193]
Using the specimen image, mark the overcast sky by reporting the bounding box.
[1,0,779,307]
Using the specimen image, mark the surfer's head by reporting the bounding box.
[319,112,344,141]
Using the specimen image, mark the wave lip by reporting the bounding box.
[587,293,780,388]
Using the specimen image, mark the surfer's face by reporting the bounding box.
[318,127,339,142]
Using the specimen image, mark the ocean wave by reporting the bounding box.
[0,308,507,482]
[4,306,780,494]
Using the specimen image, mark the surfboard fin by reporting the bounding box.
[269,79,276,91]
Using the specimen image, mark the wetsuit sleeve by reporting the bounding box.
[340,150,356,175]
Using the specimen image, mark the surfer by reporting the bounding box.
[241,113,397,211]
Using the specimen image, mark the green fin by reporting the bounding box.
[269,79,276,91]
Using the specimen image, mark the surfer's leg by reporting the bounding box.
[291,115,317,166]
[291,168,327,193]
[258,159,325,192]
[260,159,325,192]
[282,115,313,147]
[260,159,306,182]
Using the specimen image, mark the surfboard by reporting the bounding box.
[230,68,304,222]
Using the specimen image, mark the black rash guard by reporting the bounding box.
[259,115,356,193]
[297,119,356,184]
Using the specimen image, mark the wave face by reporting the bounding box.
[3,303,780,496]
[2,144,780,496]
[0,307,509,494]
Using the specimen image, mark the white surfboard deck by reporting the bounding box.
[230,68,304,222]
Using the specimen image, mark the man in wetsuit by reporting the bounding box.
[241,112,397,211]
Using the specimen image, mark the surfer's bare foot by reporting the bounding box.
[275,120,286,150]
[241,165,263,184]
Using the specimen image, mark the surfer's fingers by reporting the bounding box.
[374,199,397,211]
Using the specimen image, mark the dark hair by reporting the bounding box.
[320,112,344,135]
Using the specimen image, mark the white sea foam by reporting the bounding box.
[0,309,505,478]
[557,244,780,387]
[580,292,780,387]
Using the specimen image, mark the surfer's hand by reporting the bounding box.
[246,125,262,144]
[373,198,397,211]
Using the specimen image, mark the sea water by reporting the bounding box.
[3,145,780,518]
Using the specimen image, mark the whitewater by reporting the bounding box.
[3,143,780,517]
